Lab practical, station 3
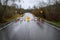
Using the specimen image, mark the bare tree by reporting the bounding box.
[3,0,9,5]
[11,0,15,7]
[12,0,15,4]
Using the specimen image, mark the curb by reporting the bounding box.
[0,14,23,31]
[44,20,60,30]
[0,19,15,31]
[0,17,17,31]
[0,22,13,31]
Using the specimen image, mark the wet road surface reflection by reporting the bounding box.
[0,13,60,40]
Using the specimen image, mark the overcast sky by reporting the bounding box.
[14,0,48,9]
[1,0,59,9]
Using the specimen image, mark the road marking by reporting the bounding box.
[0,22,13,31]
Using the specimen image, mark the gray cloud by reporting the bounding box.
[1,0,59,9]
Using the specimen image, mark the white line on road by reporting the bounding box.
[0,22,13,31]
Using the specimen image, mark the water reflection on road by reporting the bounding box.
[0,13,60,40]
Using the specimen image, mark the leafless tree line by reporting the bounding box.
[0,0,21,23]
[44,0,60,21]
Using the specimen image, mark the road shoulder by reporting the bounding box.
[44,20,60,30]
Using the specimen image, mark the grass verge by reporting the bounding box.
[45,20,60,28]
[0,14,23,28]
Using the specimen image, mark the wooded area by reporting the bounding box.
[43,1,60,21]
[0,0,60,23]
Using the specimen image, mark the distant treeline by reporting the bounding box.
[43,3,60,21]
[31,3,60,21]
[0,4,16,23]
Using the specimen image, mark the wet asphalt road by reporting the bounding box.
[0,13,60,40]
[0,20,60,40]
